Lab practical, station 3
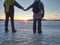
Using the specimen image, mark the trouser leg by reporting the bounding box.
[10,15,15,30]
[33,19,36,33]
[38,19,42,33]
[5,13,9,32]
[10,14,16,32]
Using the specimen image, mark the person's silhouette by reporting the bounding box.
[4,0,24,33]
[25,0,44,33]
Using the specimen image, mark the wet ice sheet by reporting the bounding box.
[0,29,60,45]
[0,21,60,45]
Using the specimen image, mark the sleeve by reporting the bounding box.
[26,3,34,10]
[41,2,45,18]
[14,1,24,10]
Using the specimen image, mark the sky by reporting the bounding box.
[0,0,60,20]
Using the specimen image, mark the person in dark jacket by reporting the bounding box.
[4,0,24,33]
[25,0,44,33]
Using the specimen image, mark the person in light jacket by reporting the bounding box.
[4,0,24,33]
[25,0,44,33]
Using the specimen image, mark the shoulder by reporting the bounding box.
[39,2,44,7]
[39,2,43,5]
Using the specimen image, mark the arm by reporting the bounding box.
[14,1,24,10]
[41,3,45,18]
[26,4,33,11]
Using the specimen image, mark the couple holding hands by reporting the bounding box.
[4,0,44,34]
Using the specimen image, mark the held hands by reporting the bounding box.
[22,8,28,11]
[24,9,27,11]
[24,9,28,11]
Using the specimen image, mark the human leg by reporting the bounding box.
[38,19,42,33]
[5,13,9,33]
[10,14,16,33]
[33,19,36,33]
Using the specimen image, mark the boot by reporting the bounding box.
[5,27,9,33]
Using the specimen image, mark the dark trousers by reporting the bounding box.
[5,12,15,30]
[33,19,42,33]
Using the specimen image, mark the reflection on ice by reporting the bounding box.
[0,21,60,45]
[0,29,60,45]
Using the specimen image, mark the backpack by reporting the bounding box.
[33,2,40,13]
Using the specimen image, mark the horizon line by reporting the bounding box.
[0,19,60,21]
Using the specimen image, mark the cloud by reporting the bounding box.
[44,12,60,20]
[54,9,60,15]
[44,9,60,20]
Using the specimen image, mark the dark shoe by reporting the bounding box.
[12,30,16,33]
[5,28,9,33]
[33,31,36,34]
[38,30,42,33]
[33,29,36,34]
[5,30,9,33]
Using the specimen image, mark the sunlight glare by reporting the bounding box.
[23,18,29,21]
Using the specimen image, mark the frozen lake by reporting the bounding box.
[0,21,60,45]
